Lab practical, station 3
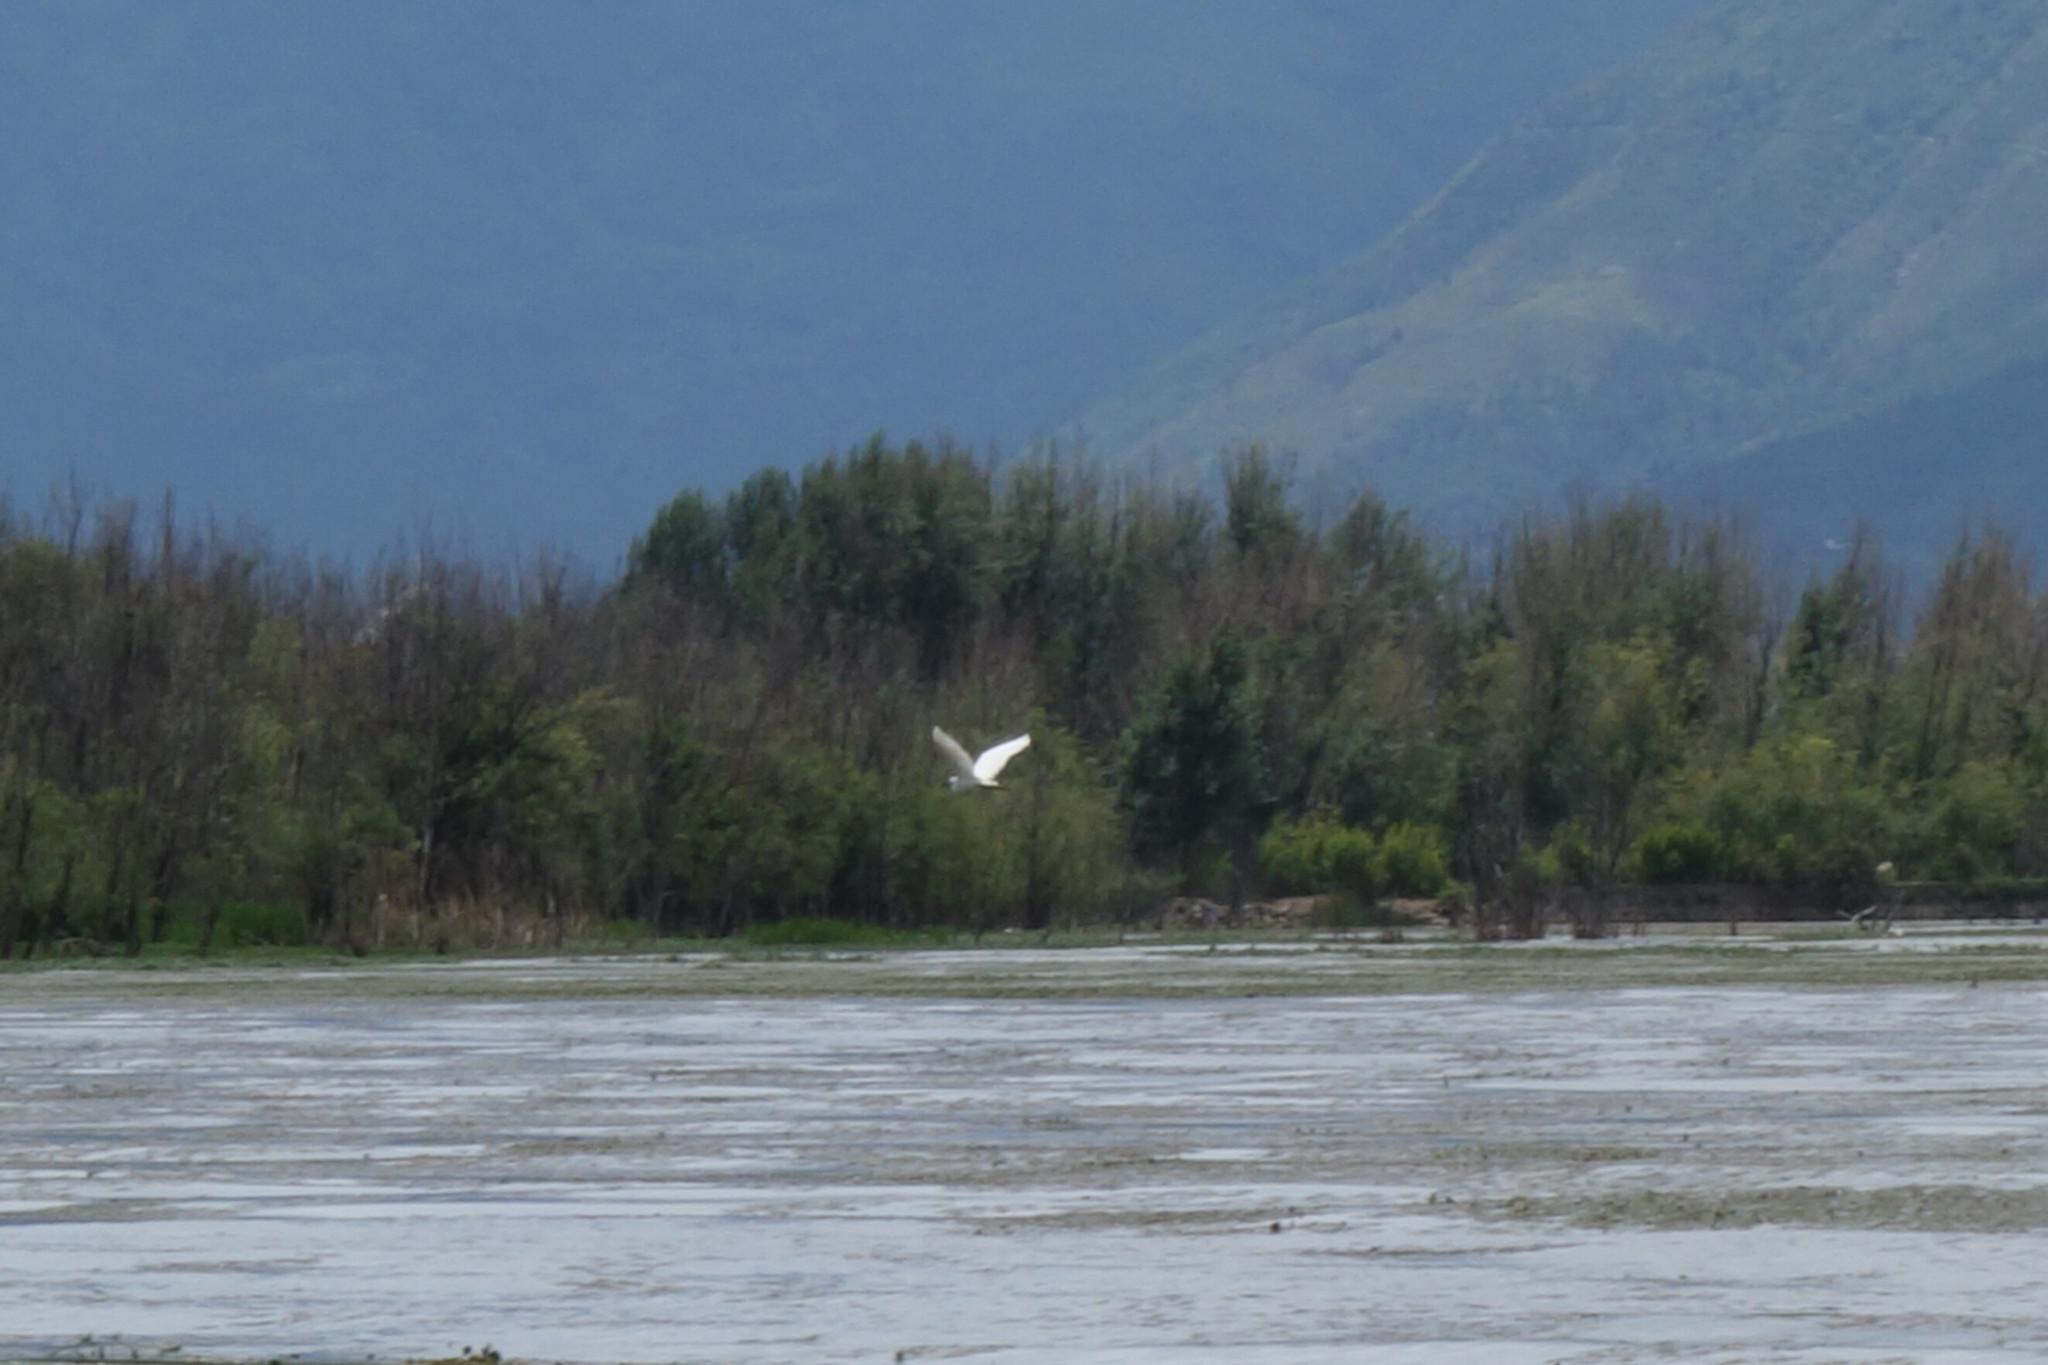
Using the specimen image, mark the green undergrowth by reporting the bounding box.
[10,925,2048,1000]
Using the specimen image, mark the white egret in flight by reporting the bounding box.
[932,726,1031,793]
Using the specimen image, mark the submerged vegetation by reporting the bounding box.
[1,438,2045,956]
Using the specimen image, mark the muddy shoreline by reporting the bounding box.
[6,934,2048,1363]
[10,923,2048,1000]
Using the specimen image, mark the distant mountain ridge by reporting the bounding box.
[1073,0,2048,579]
[0,1,1706,559]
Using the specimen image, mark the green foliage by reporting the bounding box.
[722,468,800,623]
[1222,446,1299,560]
[208,899,308,948]
[6,465,2048,952]
[1258,810,1379,899]
[629,489,726,596]
[1378,821,1451,897]
[663,740,873,929]
[1632,820,1726,884]
[1121,640,1260,882]
[793,436,993,676]
[1009,724,1130,931]
[1529,820,1598,888]
[1680,736,1898,900]
[1322,827,1381,901]
[1786,582,1855,702]
[1256,822,1312,893]
[1916,759,2027,881]
[883,779,1019,929]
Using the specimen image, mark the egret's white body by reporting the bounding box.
[932,727,1031,792]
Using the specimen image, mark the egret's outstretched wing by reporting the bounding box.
[972,733,1031,782]
[931,726,978,781]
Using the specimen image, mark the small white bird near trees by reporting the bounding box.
[932,726,1031,793]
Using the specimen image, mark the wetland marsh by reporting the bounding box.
[5,929,2048,1363]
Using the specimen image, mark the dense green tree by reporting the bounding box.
[5,448,2047,956]
[628,488,726,599]
[1120,639,1263,898]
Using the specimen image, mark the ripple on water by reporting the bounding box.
[2,965,2048,1362]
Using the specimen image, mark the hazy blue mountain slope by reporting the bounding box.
[1659,353,2048,584]
[1074,0,2048,574]
[0,1,1705,559]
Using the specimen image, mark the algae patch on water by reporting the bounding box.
[1494,1182,2048,1232]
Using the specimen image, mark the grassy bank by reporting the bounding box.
[7,923,2048,1000]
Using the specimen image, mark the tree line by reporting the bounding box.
[1,439,2041,955]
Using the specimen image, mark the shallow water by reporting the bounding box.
[4,951,2048,1363]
